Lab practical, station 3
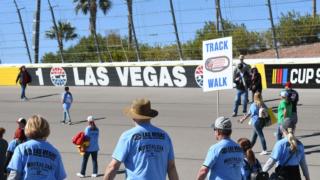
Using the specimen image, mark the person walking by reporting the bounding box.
[14,117,27,139]
[5,125,27,173]
[7,115,67,180]
[249,66,262,102]
[285,81,299,126]
[277,90,292,140]
[61,86,73,125]
[196,117,243,180]
[237,138,262,180]
[77,116,99,178]
[0,127,8,180]
[262,118,310,180]
[15,65,32,101]
[104,98,179,180]
[239,92,268,155]
[232,63,251,117]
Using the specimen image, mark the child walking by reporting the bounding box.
[61,86,73,125]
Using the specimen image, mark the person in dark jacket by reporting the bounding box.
[0,127,8,180]
[249,66,262,102]
[285,82,299,126]
[15,66,32,100]
[233,63,251,117]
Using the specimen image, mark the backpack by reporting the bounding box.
[72,131,85,145]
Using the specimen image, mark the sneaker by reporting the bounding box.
[60,121,65,124]
[232,113,237,117]
[259,151,268,155]
[76,173,85,178]
[67,121,72,125]
[91,174,98,177]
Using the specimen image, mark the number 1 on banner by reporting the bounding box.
[35,68,44,85]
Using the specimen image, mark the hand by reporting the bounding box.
[238,118,243,124]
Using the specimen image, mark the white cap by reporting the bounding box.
[212,116,232,130]
[280,90,288,97]
[87,115,94,122]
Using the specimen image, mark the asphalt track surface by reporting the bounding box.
[0,86,319,180]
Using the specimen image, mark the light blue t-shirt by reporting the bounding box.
[85,126,99,152]
[7,139,67,180]
[62,92,73,110]
[203,138,244,180]
[270,137,305,166]
[248,103,259,125]
[7,139,20,153]
[112,123,174,180]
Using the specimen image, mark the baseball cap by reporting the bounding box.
[211,116,232,130]
[17,117,27,125]
[282,117,295,130]
[87,115,94,122]
[285,82,292,88]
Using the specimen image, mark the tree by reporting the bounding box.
[45,21,78,51]
[74,0,111,36]
[125,0,133,47]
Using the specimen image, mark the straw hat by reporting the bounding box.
[123,98,158,121]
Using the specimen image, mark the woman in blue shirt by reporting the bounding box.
[263,118,310,180]
[77,116,99,178]
[238,138,262,180]
[7,115,66,180]
[239,92,268,155]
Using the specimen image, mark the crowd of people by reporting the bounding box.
[0,62,311,179]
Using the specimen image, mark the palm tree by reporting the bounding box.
[74,0,111,36]
[45,21,78,61]
[74,0,112,62]
[125,0,133,46]
[124,0,140,61]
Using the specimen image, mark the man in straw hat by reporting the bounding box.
[104,98,179,180]
[196,117,243,180]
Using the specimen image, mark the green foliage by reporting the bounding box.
[267,11,320,47]
[42,11,320,63]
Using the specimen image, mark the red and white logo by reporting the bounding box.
[50,67,67,86]
[194,65,203,88]
[205,56,230,72]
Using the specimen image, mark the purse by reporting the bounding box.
[251,171,269,180]
[269,152,295,180]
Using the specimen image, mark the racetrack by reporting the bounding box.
[0,86,319,179]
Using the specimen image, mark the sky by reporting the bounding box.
[0,0,317,64]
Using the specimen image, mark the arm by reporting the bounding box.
[299,158,310,180]
[239,113,250,123]
[15,73,20,84]
[262,158,276,172]
[5,151,13,169]
[7,170,21,180]
[104,159,121,180]
[167,160,179,180]
[196,166,209,180]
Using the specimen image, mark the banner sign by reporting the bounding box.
[26,66,204,88]
[202,37,233,92]
[265,63,320,88]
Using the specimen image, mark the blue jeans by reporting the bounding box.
[233,89,248,114]
[81,151,98,175]
[20,84,26,99]
[63,108,71,122]
[251,119,267,151]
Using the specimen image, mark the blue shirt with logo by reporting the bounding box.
[203,138,244,180]
[112,123,174,180]
[7,139,66,180]
[270,137,305,166]
[62,92,73,110]
[85,126,99,152]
